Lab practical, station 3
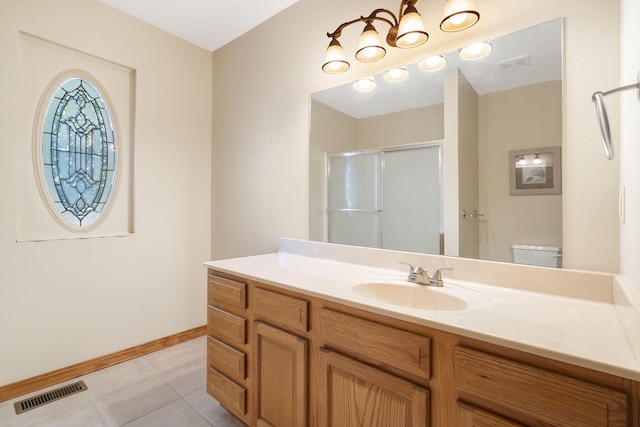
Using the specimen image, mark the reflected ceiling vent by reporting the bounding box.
[497,54,531,72]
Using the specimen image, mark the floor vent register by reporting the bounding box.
[14,381,88,414]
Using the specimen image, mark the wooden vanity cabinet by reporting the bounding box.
[206,268,639,427]
[252,287,309,427]
[206,272,251,425]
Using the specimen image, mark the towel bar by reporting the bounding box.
[591,71,640,160]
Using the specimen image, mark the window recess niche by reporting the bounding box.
[17,32,135,241]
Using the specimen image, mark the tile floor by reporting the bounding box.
[0,336,244,427]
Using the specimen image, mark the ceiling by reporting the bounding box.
[100,0,300,52]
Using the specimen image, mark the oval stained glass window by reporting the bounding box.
[40,76,117,228]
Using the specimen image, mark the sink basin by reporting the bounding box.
[351,282,468,311]
[343,276,490,311]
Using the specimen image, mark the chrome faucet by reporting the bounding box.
[400,262,453,287]
[429,267,454,286]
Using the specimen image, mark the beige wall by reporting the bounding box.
[454,70,480,259]
[443,67,481,259]
[0,0,212,385]
[211,0,621,273]
[479,82,563,263]
[356,104,444,150]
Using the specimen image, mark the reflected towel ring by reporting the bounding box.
[591,71,640,160]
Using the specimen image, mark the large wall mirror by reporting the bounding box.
[309,19,563,266]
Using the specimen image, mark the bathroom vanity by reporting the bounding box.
[204,239,640,426]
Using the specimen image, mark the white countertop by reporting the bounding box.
[204,239,640,382]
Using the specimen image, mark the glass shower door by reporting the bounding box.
[326,144,442,254]
[327,153,381,248]
[382,146,442,254]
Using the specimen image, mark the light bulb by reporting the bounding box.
[356,23,386,62]
[401,32,421,45]
[468,42,484,55]
[353,77,376,92]
[418,55,447,72]
[384,67,409,82]
[449,13,467,26]
[440,0,480,32]
[322,39,350,73]
[362,46,380,60]
[395,5,428,48]
[459,41,492,61]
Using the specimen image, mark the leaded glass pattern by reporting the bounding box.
[41,77,116,228]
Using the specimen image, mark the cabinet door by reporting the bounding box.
[254,321,307,427]
[318,348,429,427]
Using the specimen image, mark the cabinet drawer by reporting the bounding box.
[454,346,629,426]
[457,401,525,426]
[207,336,246,381]
[207,306,246,346]
[207,366,246,418]
[320,309,431,381]
[208,274,247,309]
[253,287,308,334]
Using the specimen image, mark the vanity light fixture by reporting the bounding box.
[353,76,377,92]
[418,54,447,71]
[384,66,410,82]
[356,22,387,62]
[322,0,479,74]
[459,40,492,61]
[323,39,350,73]
[516,155,527,166]
[532,154,543,165]
[395,3,429,48]
[440,0,480,32]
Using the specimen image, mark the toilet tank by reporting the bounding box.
[511,244,562,268]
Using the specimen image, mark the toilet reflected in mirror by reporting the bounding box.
[512,244,562,268]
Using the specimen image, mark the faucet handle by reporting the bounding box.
[430,267,453,284]
[399,261,424,275]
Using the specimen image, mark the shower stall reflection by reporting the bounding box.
[326,142,443,254]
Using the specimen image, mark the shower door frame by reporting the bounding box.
[324,140,444,254]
